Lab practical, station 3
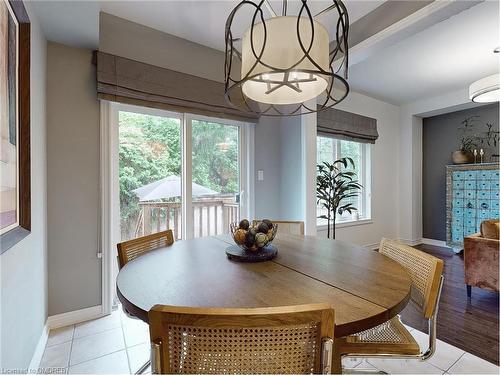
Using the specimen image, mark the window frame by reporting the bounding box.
[316,134,372,229]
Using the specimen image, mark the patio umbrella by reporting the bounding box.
[133,175,218,202]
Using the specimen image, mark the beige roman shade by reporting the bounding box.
[96,51,259,123]
[317,107,378,144]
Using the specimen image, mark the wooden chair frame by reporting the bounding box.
[149,304,334,374]
[340,276,444,359]
[117,230,174,269]
[337,239,445,373]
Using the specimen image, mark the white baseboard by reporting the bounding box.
[28,306,103,371]
[47,305,103,329]
[28,324,49,371]
[421,238,451,248]
[397,238,423,246]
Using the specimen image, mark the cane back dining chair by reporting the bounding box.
[253,220,305,236]
[116,230,174,374]
[148,304,335,374]
[335,238,444,372]
[117,229,174,269]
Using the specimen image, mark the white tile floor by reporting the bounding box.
[39,309,500,375]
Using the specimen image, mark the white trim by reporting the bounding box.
[239,122,255,220]
[301,100,318,235]
[397,238,423,246]
[28,324,49,371]
[248,125,255,219]
[47,305,103,330]
[363,143,372,220]
[183,114,194,239]
[343,0,482,66]
[317,219,373,231]
[363,243,380,251]
[422,238,451,249]
[99,101,113,315]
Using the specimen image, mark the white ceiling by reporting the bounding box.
[30,0,500,106]
[31,0,383,51]
[347,0,500,105]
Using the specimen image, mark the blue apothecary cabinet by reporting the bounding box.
[446,163,500,249]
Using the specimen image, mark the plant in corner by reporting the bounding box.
[316,157,363,239]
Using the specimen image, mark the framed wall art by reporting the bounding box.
[0,0,30,253]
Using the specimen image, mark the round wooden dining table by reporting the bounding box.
[116,233,411,338]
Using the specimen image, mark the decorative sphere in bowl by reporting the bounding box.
[230,219,278,252]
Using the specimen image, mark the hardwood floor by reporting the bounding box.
[400,244,499,365]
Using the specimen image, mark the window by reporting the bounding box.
[114,104,252,242]
[316,135,371,226]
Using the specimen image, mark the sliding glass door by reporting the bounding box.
[118,108,183,241]
[191,118,240,237]
[116,105,248,242]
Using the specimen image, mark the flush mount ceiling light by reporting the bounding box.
[225,0,349,116]
[469,73,500,103]
[469,48,500,103]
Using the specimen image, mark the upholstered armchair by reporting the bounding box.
[464,219,499,297]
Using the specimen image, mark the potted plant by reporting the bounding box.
[316,157,363,239]
[453,116,478,164]
[481,123,500,148]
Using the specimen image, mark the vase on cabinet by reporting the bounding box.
[452,151,473,164]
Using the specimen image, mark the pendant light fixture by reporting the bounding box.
[225,0,349,116]
[469,48,500,103]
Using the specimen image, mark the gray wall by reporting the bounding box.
[99,12,226,82]
[0,3,47,368]
[46,42,101,315]
[422,103,499,240]
[254,115,304,221]
[279,116,303,220]
[254,117,282,218]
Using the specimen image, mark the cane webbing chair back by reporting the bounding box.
[379,238,444,319]
[117,230,174,269]
[253,220,305,236]
[148,304,335,374]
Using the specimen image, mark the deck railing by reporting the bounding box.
[134,198,239,240]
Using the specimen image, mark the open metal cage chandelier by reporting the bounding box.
[225,0,349,116]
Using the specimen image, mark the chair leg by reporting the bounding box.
[467,285,471,298]
[135,359,151,375]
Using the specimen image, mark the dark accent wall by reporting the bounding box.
[422,104,499,241]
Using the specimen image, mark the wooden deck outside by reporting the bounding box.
[134,198,239,240]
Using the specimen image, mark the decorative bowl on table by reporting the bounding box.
[230,219,278,251]
[226,219,278,262]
